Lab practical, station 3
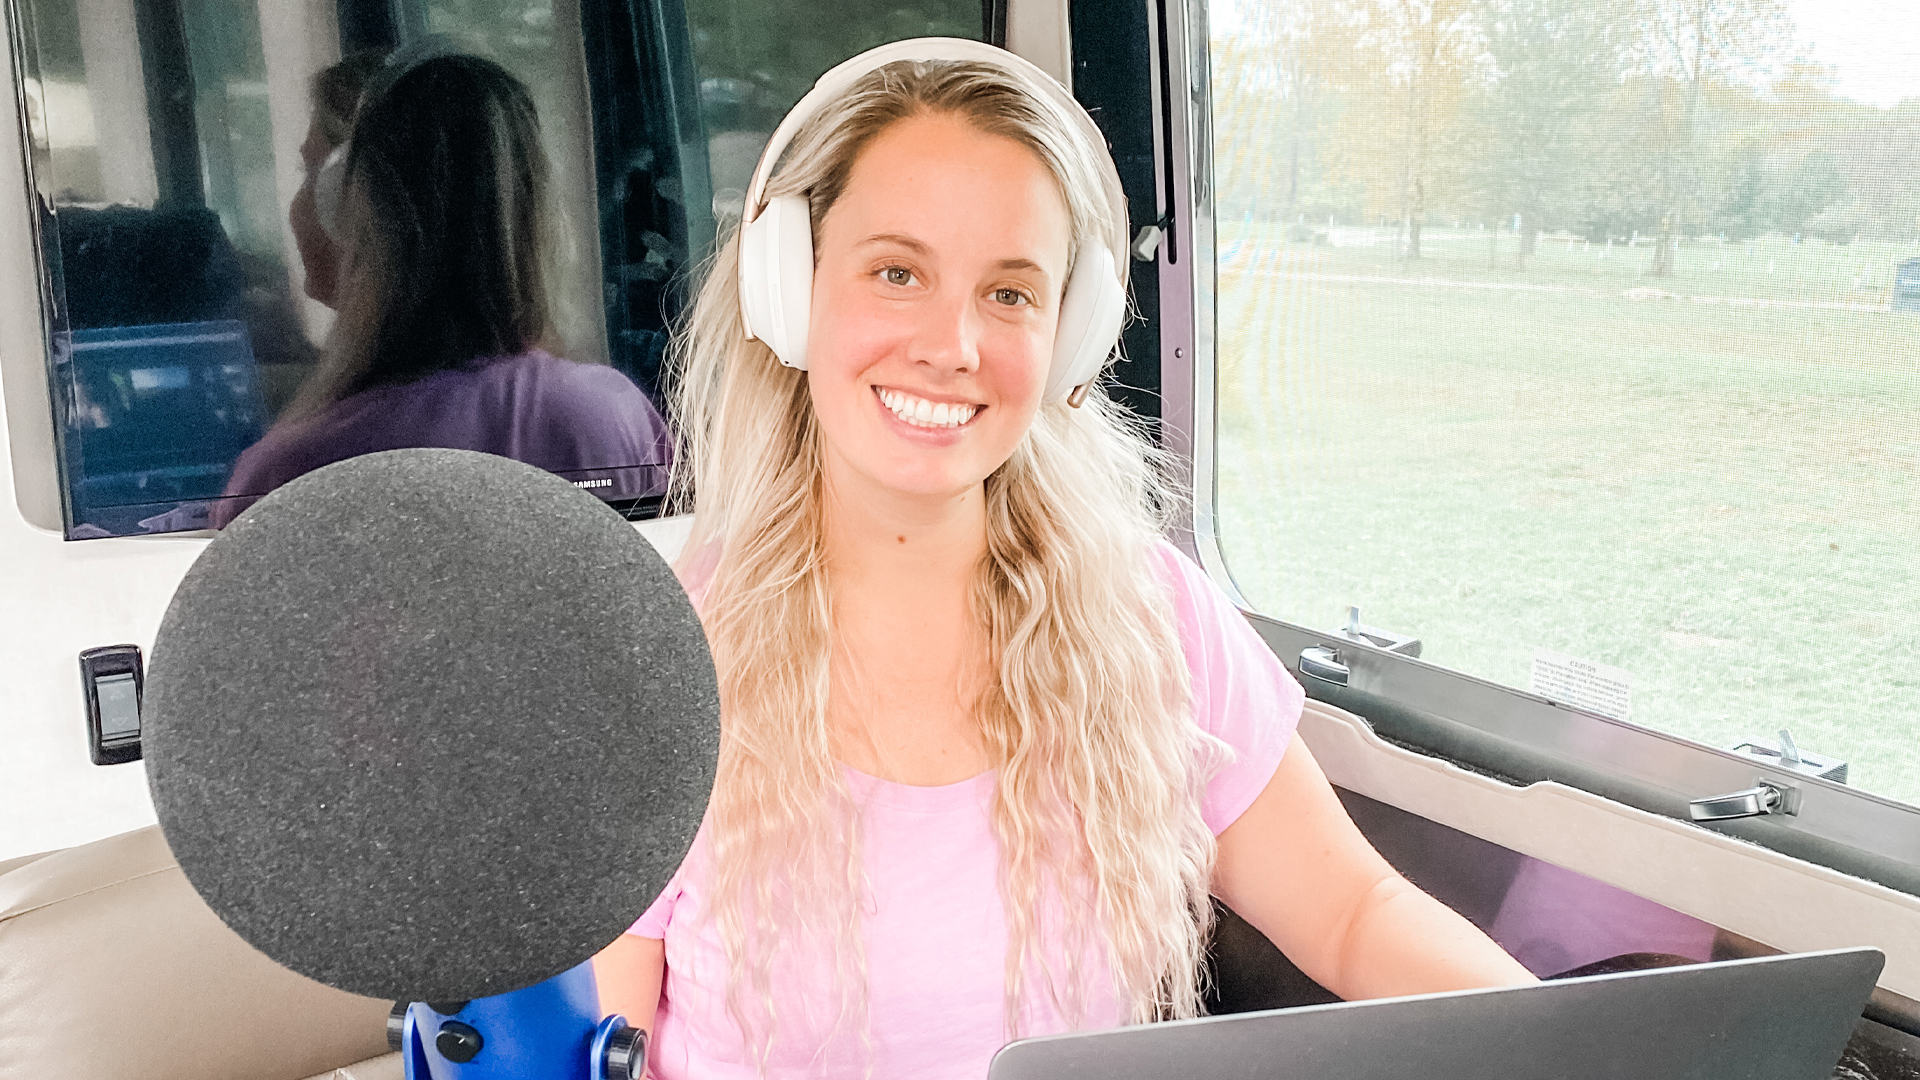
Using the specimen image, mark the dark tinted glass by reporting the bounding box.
[581,0,985,423]
[14,0,985,537]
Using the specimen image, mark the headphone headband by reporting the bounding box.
[736,38,1129,401]
[743,39,1117,252]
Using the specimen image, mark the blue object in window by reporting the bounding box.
[58,319,267,537]
[1893,258,1920,313]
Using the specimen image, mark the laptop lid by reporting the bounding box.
[989,948,1883,1080]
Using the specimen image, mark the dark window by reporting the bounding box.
[14,0,988,537]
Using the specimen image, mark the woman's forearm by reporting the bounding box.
[1330,875,1537,999]
[1215,739,1535,1002]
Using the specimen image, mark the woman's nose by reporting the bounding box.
[905,287,981,374]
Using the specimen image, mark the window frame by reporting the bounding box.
[1123,0,1920,896]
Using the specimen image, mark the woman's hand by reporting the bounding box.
[1212,738,1537,1000]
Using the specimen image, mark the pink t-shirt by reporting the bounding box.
[627,542,1304,1079]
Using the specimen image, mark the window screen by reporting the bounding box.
[1209,0,1920,806]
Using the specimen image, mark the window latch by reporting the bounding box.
[1336,607,1422,657]
[1689,779,1801,822]
[1727,728,1849,784]
[1299,645,1349,686]
[1131,215,1170,262]
[1299,608,1421,688]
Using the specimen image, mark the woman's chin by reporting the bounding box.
[840,456,995,505]
[879,473,988,502]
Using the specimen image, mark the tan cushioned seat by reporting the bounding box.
[0,849,55,879]
[295,1056,403,1080]
[0,826,396,1080]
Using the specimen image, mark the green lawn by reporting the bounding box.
[1213,226,1920,806]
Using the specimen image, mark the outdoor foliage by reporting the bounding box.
[1210,0,1920,802]
[1213,0,1920,271]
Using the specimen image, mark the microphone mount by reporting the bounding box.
[385,962,648,1080]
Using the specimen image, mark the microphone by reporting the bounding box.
[143,448,718,1079]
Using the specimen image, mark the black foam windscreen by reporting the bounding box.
[144,449,718,1002]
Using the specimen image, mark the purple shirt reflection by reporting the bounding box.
[212,349,670,527]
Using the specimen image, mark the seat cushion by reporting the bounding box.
[0,849,55,878]
[297,1053,403,1080]
[0,826,390,1080]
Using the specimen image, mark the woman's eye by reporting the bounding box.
[993,287,1031,307]
[882,266,914,286]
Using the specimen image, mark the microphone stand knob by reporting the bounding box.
[434,1020,485,1063]
[387,1001,408,1053]
[591,1016,648,1080]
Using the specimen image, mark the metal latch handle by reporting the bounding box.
[1689,780,1800,822]
[1299,646,1349,687]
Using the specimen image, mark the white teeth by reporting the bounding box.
[877,388,978,429]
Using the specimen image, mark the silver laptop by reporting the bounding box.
[990,948,1883,1080]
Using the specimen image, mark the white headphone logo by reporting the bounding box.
[734,38,1129,406]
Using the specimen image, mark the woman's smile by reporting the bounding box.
[873,385,984,431]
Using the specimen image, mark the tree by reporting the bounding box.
[1812,102,1920,244]
[1214,0,1380,227]
[1326,0,1487,259]
[1629,0,1790,274]
[1465,0,1628,268]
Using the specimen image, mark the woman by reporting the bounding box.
[595,43,1534,1078]
[287,50,384,309]
[215,54,670,526]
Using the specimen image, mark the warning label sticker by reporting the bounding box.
[1529,649,1632,722]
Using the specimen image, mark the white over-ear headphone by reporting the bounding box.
[311,39,463,243]
[314,143,351,242]
[736,38,1129,405]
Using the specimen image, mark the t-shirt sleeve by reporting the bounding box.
[626,869,682,939]
[1156,541,1305,834]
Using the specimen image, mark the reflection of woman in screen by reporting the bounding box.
[288,51,384,310]
[215,54,670,527]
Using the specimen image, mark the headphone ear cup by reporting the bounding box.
[1045,245,1126,402]
[313,143,349,243]
[737,194,815,370]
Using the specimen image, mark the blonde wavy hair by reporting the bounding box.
[668,55,1225,1064]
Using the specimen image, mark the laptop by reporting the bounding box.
[61,319,270,521]
[990,948,1883,1080]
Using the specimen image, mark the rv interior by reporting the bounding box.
[0,0,1916,1076]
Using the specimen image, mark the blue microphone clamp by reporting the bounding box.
[387,961,647,1080]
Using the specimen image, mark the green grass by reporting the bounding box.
[1213,226,1920,806]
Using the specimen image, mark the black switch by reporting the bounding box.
[80,645,144,765]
